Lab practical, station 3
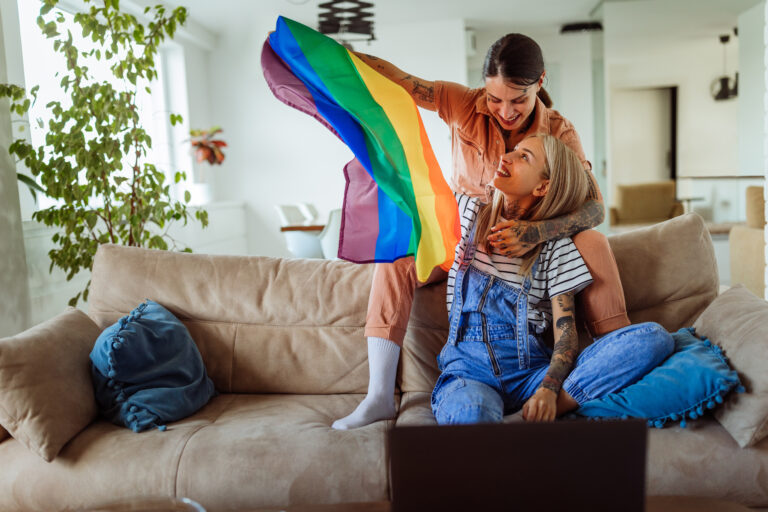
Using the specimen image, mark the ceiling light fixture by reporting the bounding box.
[318,0,375,50]
[711,33,738,101]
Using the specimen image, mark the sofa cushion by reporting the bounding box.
[646,419,768,506]
[89,245,373,394]
[0,307,100,462]
[90,300,217,432]
[608,213,719,331]
[0,397,231,511]
[175,394,390,509]
[575,328,742,428]
[693,285,768,448]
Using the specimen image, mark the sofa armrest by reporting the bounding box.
[729,225,765,299]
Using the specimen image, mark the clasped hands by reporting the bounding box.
[487,219,542,257]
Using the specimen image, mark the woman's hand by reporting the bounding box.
[522,387,557,422]
[487,220,542,257]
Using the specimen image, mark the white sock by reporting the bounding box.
[331,337,400,430]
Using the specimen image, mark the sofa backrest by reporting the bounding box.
[89,248,373,394]
[90,213,719,395]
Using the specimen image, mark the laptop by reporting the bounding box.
[389,419,647,512]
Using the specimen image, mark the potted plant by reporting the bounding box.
[0,0,208,306]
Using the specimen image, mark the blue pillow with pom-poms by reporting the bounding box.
[90,300,216,433]
[575,327,743,429]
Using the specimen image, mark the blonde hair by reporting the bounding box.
[474,134,590,275]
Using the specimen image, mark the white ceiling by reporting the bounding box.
[165,0,762,41]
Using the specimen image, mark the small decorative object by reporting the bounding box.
[189,126,227,165]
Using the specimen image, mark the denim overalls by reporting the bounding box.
[431,225,675,425]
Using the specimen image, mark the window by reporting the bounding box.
[15,0,194,219]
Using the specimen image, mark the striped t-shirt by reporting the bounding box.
[447,194,593,334]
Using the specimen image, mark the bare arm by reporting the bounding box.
[353,52,437,110]
[522,291,579,422]
[541,292,579,395]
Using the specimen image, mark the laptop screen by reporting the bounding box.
[389,419,647,512]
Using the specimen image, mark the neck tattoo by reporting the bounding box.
[503,200,526,219]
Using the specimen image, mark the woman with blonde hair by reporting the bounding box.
[432,135,672,423]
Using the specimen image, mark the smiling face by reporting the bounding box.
[493,137,550,205]
[485,74,543,132]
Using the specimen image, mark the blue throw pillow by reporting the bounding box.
[90,300,217,432]
[575,327,744,428]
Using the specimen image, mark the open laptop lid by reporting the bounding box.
[389,419,647,512]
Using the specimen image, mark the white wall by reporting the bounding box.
[183,42,215,187]
[740,0,766,176]
[606,38,739,179]
[610,88,671,186]
[207,13,467,258]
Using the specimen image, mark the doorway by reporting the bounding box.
[610,86,678,185]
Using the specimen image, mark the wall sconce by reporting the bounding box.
[318,0,375,50]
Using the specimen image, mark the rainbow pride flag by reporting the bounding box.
[263,16,459,281]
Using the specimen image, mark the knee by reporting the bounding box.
[629,322,674,365]
[645,322,674,361]
[432,377,503,425]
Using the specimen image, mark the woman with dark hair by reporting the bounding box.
[332,33,630,430]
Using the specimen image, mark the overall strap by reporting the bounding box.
[516,256,540,369]
[448,216,479,345]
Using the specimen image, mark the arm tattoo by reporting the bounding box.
[585,169,599,201]
[404,75,434,103]
[541,293,578,395]
[537,199,605,242]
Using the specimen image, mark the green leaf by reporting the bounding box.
[184,190,191,203]
[12,0,201,307]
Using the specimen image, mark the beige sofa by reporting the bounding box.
[1,213,768,511]
[730,186,765,298]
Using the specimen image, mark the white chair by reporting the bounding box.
[296,202,319,225]
[274,204,323,258]
[274,204,308,226]
[319,208,343,260]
